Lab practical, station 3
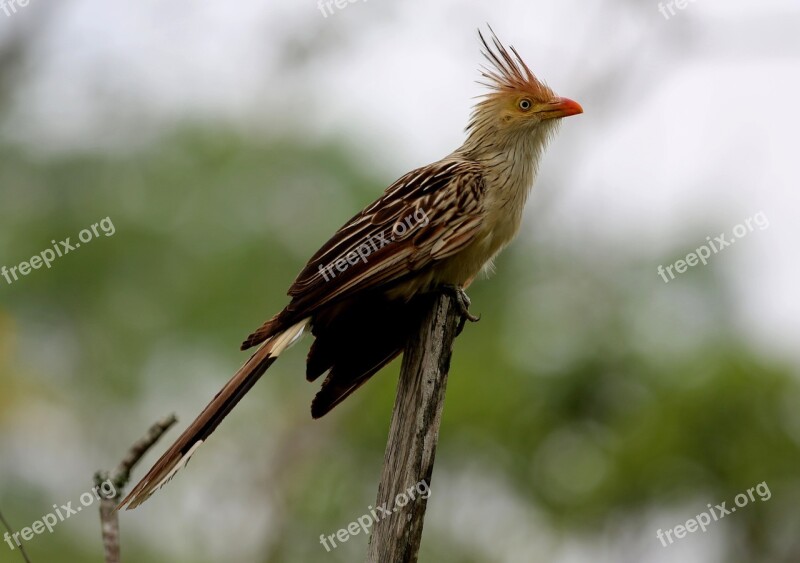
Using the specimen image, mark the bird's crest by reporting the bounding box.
[477,26,553,100]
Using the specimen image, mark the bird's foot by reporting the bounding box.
[440,285,480,334]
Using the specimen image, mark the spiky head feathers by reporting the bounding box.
[478,27,555,103]
[467,27,582,138]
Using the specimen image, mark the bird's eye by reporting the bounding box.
[519,99,532,111]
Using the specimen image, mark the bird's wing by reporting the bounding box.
[288,158,486,305]
[242,158,486,349]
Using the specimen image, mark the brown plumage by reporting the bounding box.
[118,26,582,510]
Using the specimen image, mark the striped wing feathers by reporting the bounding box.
[288,159,486,307]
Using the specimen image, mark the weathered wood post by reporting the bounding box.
[366,293,462,562]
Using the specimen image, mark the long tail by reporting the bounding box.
[118,319,309,510]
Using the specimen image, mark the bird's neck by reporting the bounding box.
[459,121,559,209]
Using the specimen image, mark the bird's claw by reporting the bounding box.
[440,285,480,333]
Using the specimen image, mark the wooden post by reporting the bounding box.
[365,293,462,563]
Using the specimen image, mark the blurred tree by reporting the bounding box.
[0,129,797,563]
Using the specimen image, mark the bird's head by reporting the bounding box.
[467,28,582,140]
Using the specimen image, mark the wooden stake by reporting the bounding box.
[366,293,461,563]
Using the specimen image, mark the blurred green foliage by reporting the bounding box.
[0,129,798,563]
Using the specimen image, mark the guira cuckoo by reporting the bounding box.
[120,27,582,510]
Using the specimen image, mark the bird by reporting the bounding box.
[118,26,582,510]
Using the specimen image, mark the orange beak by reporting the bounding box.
[539,97,583,119]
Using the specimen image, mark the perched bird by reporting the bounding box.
[119,27,582,510]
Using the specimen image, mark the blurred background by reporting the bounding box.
[0,0,799,562]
